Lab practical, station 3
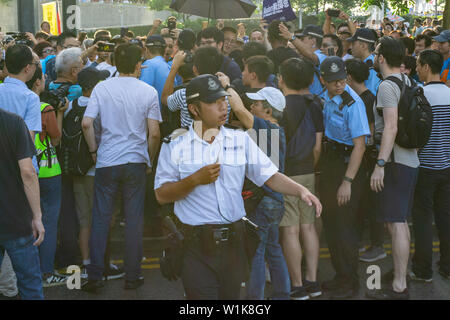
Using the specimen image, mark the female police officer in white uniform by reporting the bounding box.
[154,74,322,300]
[318,57,370,299]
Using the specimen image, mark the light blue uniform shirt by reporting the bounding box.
[321,85,370,146]
[154,125,279,226]
[309,50,327,95]
[140,56,171,106]
[364,54,382,96]
[0,77,42,171]
[167,60,183,87]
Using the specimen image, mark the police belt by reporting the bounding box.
[323,137,354,156]
[182,220,245,244]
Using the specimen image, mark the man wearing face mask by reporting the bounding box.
[318,56,370,299]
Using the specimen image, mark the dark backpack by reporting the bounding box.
[379,74,433,149]
[285,96,320,167]
[59,98,94,175]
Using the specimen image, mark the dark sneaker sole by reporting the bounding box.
[409,272,432,283]
[309,291,322,298]
[359,252,387,262]
[290,295,310,300]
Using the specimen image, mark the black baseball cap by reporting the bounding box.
[320,56,347,82]
[346,28,377,44]
[145,35,166,47]
[186,74,230,104]
[78,67,110,90]
[433,30,450,42]
[297,25,324,39]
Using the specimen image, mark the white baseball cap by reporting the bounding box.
[246,87,286,112]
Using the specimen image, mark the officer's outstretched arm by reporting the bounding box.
[265,172,322,217]
[155,163,221,205]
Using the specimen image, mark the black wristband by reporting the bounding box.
[224,84,233,91]
[343,176,353,183]
[89,149,97,154]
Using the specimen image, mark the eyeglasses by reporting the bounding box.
[43,48,55,54]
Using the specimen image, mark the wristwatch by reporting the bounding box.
[224,84,233,91]
[376,159,386,168]
[290,34,296,42]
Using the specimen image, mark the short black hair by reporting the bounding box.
[115,43,142,74]
[418,49,444,75]
[5,44,34,75]
[337,23,349,32]
[178,63,195,81]
[402,55,417,77]
[245,55,274,83]
[193,46,223,75]
[400,37,415,55]
[250,28,263,35]
[422,29,437,37]
[222,26,237,34]
[26,65,43,90]
[415,34,432,48]
[242,42,267,61]
[197,27,224,45]
[345,58,370,83]
[57,31,77,47]
[378,36,405,68]
[94,29,112,41]
[323,34,343,57]
[229,49,244,71]
[279,57,315,90]
[35,31,50,41]
[147,46,165,56]
[268,20,285,43]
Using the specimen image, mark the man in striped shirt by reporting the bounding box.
[412,50,450,281]
[162,46,230,128]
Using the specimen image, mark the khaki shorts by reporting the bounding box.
[73,175,95,229]
[280,174,316,227]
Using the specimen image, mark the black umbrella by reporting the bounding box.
[170,0,257,20]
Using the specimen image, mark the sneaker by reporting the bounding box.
[103,263,125,281]
[42,274,68,288]
[359,246,367,253]
[366,287,409,300]
[409,271,432,283]
[80,265,88,280]
[290,286,310,300]
[124,276,144,290]
[359,246,387,262]
[81,279,104,293]
[303,279,322,298]
[438,269,450,280]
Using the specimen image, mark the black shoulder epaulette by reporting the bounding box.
[162,127,189,143]
[339,91,355,110]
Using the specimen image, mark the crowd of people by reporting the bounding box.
[0,11,449,300]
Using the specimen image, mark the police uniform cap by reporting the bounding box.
[297,25,324,39]
[78,67,110,90]
[320,56,347,82]
[186,74,230,104]
[346,28,377,44]
[146,35,166,47]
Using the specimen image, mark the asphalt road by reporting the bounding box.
[43,234,449,300]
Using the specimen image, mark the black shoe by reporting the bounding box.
[81,279,104,293]
[0,293,19,300]
[124,276,144,290]
[329,287,358,300]
[439,269,450,280]
[290,286,310,300]
[103,263,125,281]
[366,287,409,300]
[322,277,342,292]
[304,280,322,298]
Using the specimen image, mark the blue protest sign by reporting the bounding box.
[262,0,297,23]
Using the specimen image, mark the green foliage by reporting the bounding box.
[362,0,415,15]
[147,0,171,11]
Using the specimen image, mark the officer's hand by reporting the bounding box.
[337,181,351,206]
[192,164,220,185]
[370,166,384,193]
[278,23,292,41]
[301,191,322,217]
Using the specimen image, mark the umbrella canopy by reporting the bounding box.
[170,0,257,20]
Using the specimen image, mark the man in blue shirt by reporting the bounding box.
[318,56,370,299]
[140,35,171,105]
[433,30,450,86]
[0,45,42,171]
[346,28,382,95]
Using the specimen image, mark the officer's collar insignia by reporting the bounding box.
[330,63,339,73]
[208,78,219,91]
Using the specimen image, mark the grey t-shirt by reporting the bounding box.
[374,73,419,168]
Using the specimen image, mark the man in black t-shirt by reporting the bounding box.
[0,109,45,300]
[278,58,324,300]
[345,59,386,263]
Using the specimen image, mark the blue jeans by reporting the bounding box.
[87,164,146,281]
[247,196,290,300]
[39,176,62,275]
[0,235,44,300]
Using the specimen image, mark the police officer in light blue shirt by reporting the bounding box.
[154,74,322,300]
[318,56,370,299]
[140,35,171,106]
[347,28,382,96]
